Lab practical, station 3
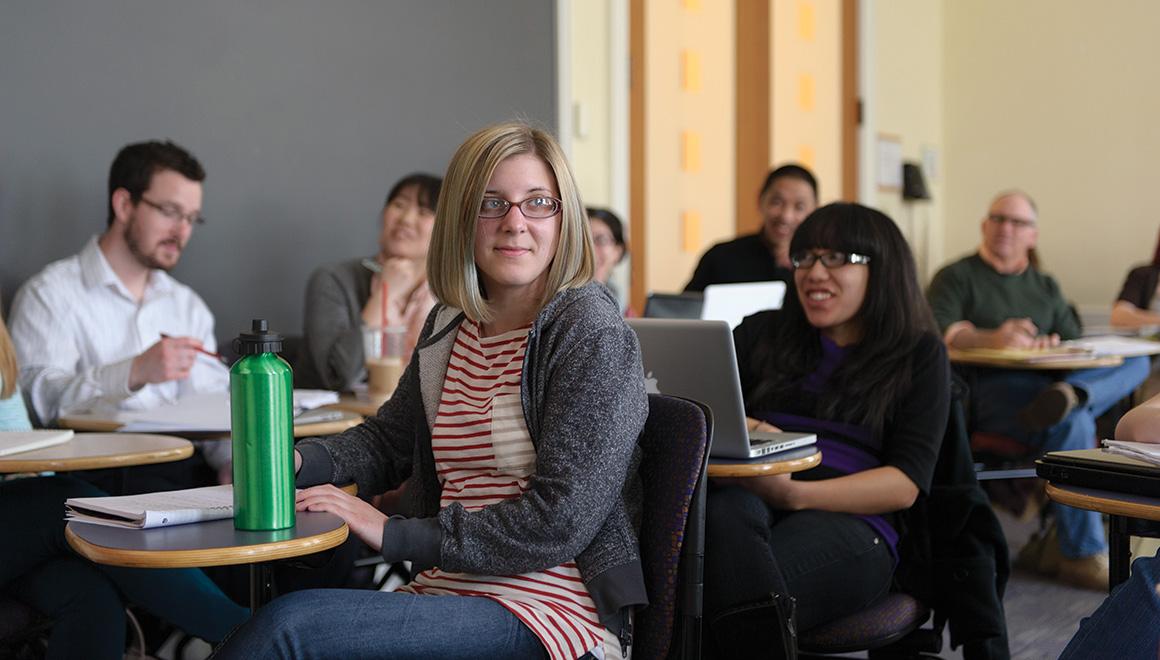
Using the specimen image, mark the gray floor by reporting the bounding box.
[990,509,1107,660]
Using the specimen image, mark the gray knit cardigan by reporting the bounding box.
[296,282,650,631]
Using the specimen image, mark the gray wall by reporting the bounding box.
[0,1,556,346]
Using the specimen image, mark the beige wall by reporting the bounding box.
[943,0,1160,307]
[864,0,945,279]
[771,0,843,204]
[643,0,736,293]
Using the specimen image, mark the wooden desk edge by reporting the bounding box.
[707,449,822,478]
[1046,483,1160,522]
[948,351,1123,370]
[293,412,362,438]
[65,523,350,569]
[60,413,362,438]
[0,444,193,473]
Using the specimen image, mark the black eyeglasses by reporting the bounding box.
[790,250,872,270]
[138,197,205,226]
[479,196,562,220]
[986,213,1035,230]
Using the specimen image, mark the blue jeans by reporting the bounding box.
[974,357,1149,558]
[1061,550,1160,658]
[0,476,247,660]
[212,589,551,659]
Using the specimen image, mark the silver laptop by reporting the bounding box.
[628,318,816,459]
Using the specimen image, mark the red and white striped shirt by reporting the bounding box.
[398,320,621,660]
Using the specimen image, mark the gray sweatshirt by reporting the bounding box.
[297,282,649,631]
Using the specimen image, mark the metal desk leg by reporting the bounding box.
[249,563,273,613]
[1109,515,1131,593]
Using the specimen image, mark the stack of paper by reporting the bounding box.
[1102,439,1160,467]
[115,389,342,433]
[0,429,74,457]
[1071,335,1160,358]
[65,484,235,529]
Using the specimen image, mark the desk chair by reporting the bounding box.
[634,393,711,660]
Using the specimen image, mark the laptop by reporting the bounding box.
[643,292,703,319]
[701,281,787,329]
[1036,448,1160,498]
[628,318,816,459]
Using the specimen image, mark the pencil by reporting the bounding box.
[160,333,228,364]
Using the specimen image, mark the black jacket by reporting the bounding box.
[896,376,1011,660]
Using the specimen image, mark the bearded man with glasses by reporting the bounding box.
[9,140,232,489]
[927,189,1149,591]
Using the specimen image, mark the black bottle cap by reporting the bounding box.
[233,319,283,355]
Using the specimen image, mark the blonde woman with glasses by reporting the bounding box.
[215,123,648,660]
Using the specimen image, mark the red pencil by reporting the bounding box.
[160,333,228,365]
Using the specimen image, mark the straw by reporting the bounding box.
[380,278,389,356]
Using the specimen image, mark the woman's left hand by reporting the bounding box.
[296,485,388,551]
[717,474,801,511]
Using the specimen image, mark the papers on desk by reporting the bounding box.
[65,484,234,529]
[1069,335,1160,358]
[957,346,1096,364]
[0,429,74,457]
[113,389,342,433]
[1103,440,1160,467]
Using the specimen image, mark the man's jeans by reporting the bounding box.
[974,356,1149,558]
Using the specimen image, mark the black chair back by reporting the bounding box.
[634,393,711,659]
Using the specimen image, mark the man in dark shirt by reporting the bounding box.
[927,190,1149,591]
[684,164,817,292]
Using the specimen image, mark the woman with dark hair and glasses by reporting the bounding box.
[298,172,443,391]
[702,203,950,658]
[586,207,630,311]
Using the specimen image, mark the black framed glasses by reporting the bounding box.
[986,213,1035,230]
[790,250,872,270]
[478,196,562,220]
[138,197,206,226]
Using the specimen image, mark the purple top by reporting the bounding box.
[758,336,901,560]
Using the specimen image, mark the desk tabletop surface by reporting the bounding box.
[59,409,362,438]
[0,433,192,473]
[948,349,1124,370]
[65,511,349,568]
[707,448,822,478]
[327,392,384,418]
[1046,482,1160,522]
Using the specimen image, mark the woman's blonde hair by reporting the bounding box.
[0,315,18,399]
[427,122,594,323]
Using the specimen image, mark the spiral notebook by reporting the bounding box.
[65,484,235,529]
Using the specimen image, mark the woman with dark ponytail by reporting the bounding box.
[703,203,950,658]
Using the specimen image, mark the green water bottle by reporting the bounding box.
[230,319,295,531]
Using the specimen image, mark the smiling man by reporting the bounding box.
[927,189,1149,591]
[9,140,225,432]
[684,164,818,292]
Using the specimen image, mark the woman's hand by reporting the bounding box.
[717,473,801,511]
[296,485,388,551]
[746,417,782,433]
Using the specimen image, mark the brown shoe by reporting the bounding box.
[1014,523,1062,576]
[1058,553,1109,592]
[1017,382,1079,432]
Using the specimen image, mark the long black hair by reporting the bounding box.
[749,202,937,432]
